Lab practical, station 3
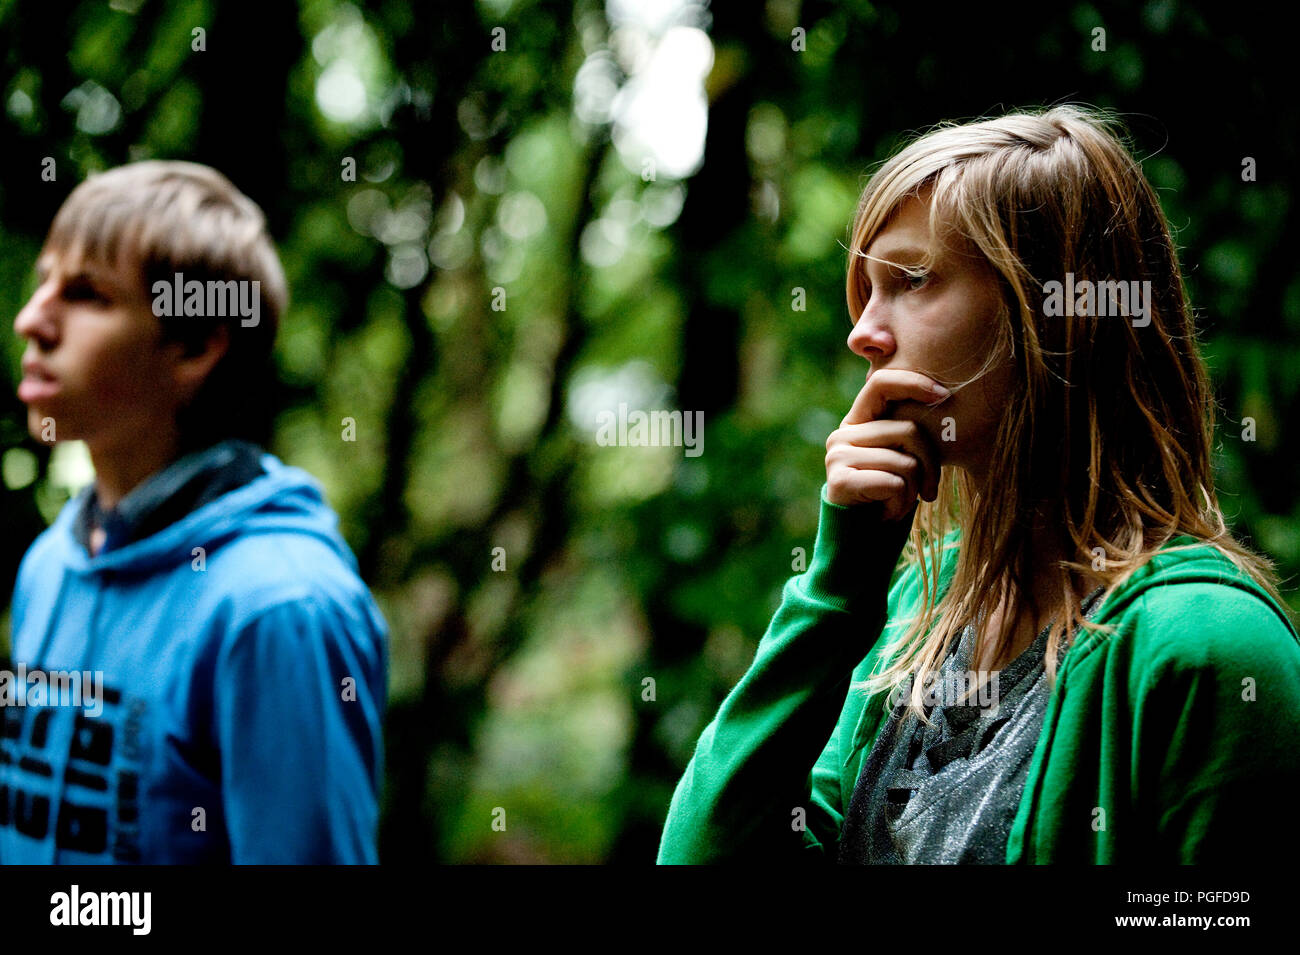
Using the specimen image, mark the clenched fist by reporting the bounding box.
[825,369,949,521]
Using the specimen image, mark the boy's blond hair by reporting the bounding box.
[43,160,288,452]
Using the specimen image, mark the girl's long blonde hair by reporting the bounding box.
[845,104,1289,727]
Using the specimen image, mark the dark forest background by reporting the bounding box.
[1,0,1295,862]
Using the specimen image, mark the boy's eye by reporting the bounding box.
[64,281,108,303]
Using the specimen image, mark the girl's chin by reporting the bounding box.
[886,398,944,434]
[888,401,969,468]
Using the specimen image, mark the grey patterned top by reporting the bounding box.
[836,587,1106,864]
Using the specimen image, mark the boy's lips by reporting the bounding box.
[18,359,60,402]
[18,379,61,402]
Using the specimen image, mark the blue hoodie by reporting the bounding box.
[0,452,388,863]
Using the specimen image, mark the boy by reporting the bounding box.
[2,161,388,863]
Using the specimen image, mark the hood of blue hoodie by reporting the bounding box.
[43,453,358,579]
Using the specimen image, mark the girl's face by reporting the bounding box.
[847,190,1015,483]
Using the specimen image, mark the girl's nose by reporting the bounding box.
[847,307,894,362]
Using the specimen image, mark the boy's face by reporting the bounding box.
[13,244,186,452]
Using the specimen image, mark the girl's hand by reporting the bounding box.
[825,369,949,520]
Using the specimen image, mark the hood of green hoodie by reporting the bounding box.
[917,531,1297,647]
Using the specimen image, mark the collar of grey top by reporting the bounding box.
[898,583,1109,724]
[886,585,1109,783]
[837,587,1110,863]
[957,583,1108,675]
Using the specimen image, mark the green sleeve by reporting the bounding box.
[656,486,910,863]
[1132,583,1300,863]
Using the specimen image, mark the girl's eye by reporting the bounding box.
[902,269,931,291]
[855,268,929,309]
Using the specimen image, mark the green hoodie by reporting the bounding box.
[657,486,1300,864]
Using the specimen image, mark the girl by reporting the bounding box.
[657,104,1300,864]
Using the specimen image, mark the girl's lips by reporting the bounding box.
[18,377,60,402]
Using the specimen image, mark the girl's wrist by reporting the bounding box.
[804,483,911,607]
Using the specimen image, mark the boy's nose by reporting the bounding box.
[13,284,60,346]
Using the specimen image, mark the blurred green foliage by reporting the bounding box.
[0,0,1296,863]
